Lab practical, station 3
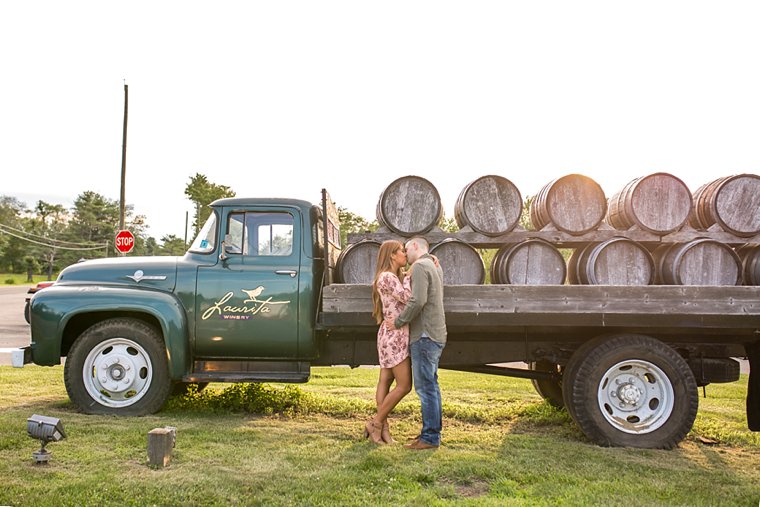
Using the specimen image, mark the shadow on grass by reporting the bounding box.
[2,399,76,415]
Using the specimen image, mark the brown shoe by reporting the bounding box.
[404,439,439,450]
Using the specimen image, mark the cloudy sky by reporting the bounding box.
[2,1,759,241]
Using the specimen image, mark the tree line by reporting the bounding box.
[0,173,235,279]
[0,173,535,279]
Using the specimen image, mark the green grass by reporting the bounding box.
[1,366,758,506]
[1,273,56,285]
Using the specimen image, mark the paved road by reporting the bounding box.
[0,285,34,366]
[0,284,749,373]
[0,285,31,348]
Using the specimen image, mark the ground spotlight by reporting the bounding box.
[27,414,66,464]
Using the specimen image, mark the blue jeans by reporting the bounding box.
[410,337,445,446]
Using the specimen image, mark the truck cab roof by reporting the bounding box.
[210,197,315,210]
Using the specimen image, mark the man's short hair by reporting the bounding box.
[406,237,429,252]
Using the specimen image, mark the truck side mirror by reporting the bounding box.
[219,234,241,262]
[219,234,232,262]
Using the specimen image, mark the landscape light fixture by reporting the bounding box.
[26,414,66,464]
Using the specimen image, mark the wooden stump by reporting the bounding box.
[454,175,522,236]
[147,427,175,468]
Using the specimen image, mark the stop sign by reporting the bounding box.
[115,230,135,254]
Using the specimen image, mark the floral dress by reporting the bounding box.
[376,271,412,368]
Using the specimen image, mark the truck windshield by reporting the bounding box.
[189,213,217,253]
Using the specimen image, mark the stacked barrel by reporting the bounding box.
[336,173,760,286]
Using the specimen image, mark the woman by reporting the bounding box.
[364,240,413,444]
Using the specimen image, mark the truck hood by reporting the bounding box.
[56,256,179,292]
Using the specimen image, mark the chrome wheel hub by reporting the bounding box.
[83,338,153,407]
[597,360,674,434]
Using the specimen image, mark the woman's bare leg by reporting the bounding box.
[375,357,412,422]
[365,368,395,444]
[376,367,394,409]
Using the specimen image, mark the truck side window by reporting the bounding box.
[245,212,294,256]
[226,213,245,254]
[189,212,218,253]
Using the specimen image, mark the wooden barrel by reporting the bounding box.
[454,175,522,236]
[568,238,654,285]
[607,172,692,235]
[376,176,443,236]
[490,239,566,284]
[736,245,760,286]
[530,174,607,235]
[335,240,380,284]
[688,174,760,237]
[429,238,485,285]
[654,239,742,286]
[566,248,583,285]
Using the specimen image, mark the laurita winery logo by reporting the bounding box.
[202,286,290,321]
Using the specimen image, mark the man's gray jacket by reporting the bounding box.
[394,254,447,344]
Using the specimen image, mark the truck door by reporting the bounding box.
[195,208,301,358]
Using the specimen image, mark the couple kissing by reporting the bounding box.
[364,237,447,450]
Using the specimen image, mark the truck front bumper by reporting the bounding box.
[11,347,32,368]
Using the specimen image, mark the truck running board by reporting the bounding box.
[183,360,310,384]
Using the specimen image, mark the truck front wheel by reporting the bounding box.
[563,334,698,449]
[64,318,171,415]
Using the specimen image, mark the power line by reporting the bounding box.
[0,227,108,251]
[0,223,105,248]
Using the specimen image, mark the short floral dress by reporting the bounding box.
[376,271,412,368]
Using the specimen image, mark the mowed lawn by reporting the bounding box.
[0,365,758,506]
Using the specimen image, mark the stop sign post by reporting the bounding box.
[115,230,135,254]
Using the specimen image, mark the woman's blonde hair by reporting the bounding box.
[371,240,405,324]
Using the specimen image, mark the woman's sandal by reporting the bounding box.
[381,421,395,444]
[363,419,385,444]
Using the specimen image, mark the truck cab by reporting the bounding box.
[188,198,321,362]
[25,197,330,415]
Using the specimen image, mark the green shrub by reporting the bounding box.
[4,278,15,285]
[167,383,308,415]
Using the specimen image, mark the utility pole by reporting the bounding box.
[119,82,128,231]
[195,202,200,236]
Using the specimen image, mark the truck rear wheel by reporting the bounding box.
[529,360,564,408]
[64,318,171,415]
[563,334,698,449]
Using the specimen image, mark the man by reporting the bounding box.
[393,237,447,450]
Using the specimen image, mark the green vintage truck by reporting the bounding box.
[17,191,760,449]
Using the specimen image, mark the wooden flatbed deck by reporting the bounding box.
[321,284,760,336]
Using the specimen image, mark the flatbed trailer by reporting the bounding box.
[316,217,760,449]
[318,283,759,449]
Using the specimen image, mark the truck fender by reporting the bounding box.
[30,285,190,380]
